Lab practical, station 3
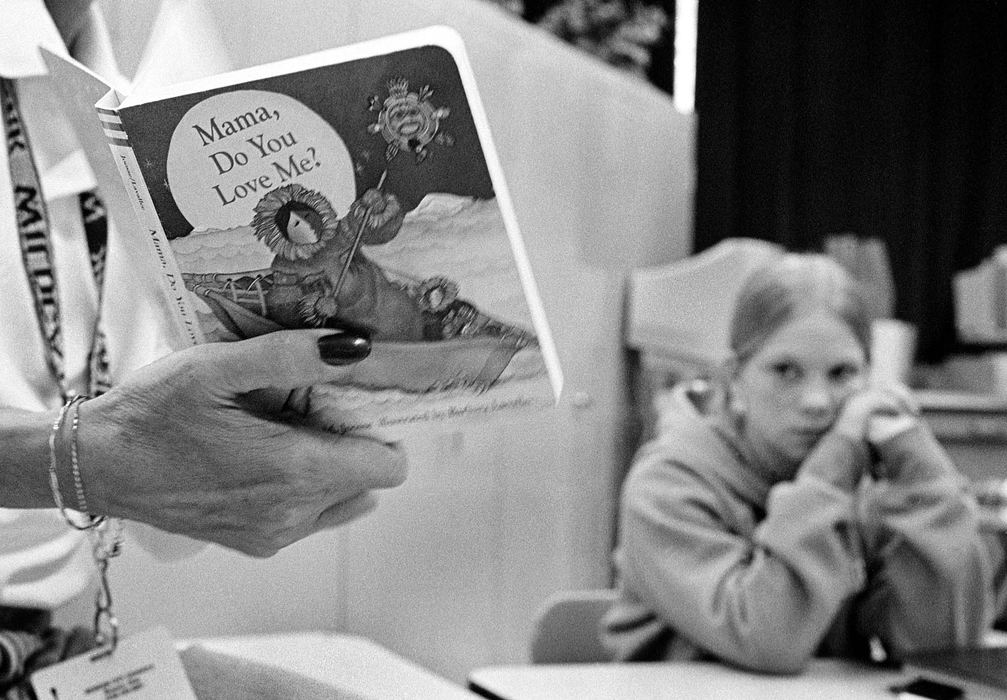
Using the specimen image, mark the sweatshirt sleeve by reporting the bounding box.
[856,424,996,657]
[618,432,869,673]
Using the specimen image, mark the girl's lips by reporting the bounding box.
[791,426,829,440]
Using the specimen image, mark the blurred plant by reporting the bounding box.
[536,0,668,77]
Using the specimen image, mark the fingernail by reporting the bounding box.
[318,333,371,365]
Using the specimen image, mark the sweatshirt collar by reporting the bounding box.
[706,410,777,507]
[652,395,775,508]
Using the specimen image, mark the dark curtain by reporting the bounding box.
[694,1,1007,362]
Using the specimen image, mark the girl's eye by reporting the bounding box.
[772,363,802,381]
[828,364,860,383]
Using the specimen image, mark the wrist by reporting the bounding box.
[867,414,917,445]
[0,406,61,508]
[799,431,870,492]
[73,393,121,518]
[832,415,867,443]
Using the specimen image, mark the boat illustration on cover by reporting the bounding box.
[179,182,538,395]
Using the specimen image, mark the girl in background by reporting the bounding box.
[603,253,1001,673]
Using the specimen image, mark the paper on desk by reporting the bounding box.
[180,646,374,700]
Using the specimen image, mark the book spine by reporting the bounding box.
[98,106,204,348]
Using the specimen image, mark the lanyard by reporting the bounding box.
[1,76,110,399]
[2,76,121,653]
[79,189,111,395]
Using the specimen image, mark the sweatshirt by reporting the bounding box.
[602,390,998,673]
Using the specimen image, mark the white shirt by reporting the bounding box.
[0,1,181,608]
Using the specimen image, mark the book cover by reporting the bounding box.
[49,27,562,439]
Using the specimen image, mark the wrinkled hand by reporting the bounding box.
[78,330,407,557]
[833,383,919,444]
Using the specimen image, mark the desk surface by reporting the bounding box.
[468,659,909,700]
[190,632,479,699]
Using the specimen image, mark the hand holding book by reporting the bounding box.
[73,329,406,557]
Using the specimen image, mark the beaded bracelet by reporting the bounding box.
[47,394,102,531]
[69,396,94,517]
[46,398,74,514]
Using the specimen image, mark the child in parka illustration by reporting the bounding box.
[252,183,431,341]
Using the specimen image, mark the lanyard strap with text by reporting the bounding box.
[3,77,120,653]
[1,76,110,399]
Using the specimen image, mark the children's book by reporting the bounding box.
[43,26,562,439]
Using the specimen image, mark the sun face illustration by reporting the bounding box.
[367,78,453,163]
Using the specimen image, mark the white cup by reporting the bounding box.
[870,319,918,386]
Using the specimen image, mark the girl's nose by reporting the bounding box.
[799,377,834,415]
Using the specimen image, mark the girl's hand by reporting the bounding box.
[833,384,919,443]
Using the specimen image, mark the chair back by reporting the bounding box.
[529,589,619,664]
[625,237,785,368]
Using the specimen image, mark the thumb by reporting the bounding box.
[204,329,371,394]
[314,491,379,531]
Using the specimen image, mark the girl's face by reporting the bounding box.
[731,311,867,466]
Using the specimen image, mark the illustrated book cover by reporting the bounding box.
[43,26,562,438]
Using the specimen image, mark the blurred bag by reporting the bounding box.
[0,608,96,700]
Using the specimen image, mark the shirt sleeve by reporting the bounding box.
[618,433,869,673]
[856,424,996,657]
